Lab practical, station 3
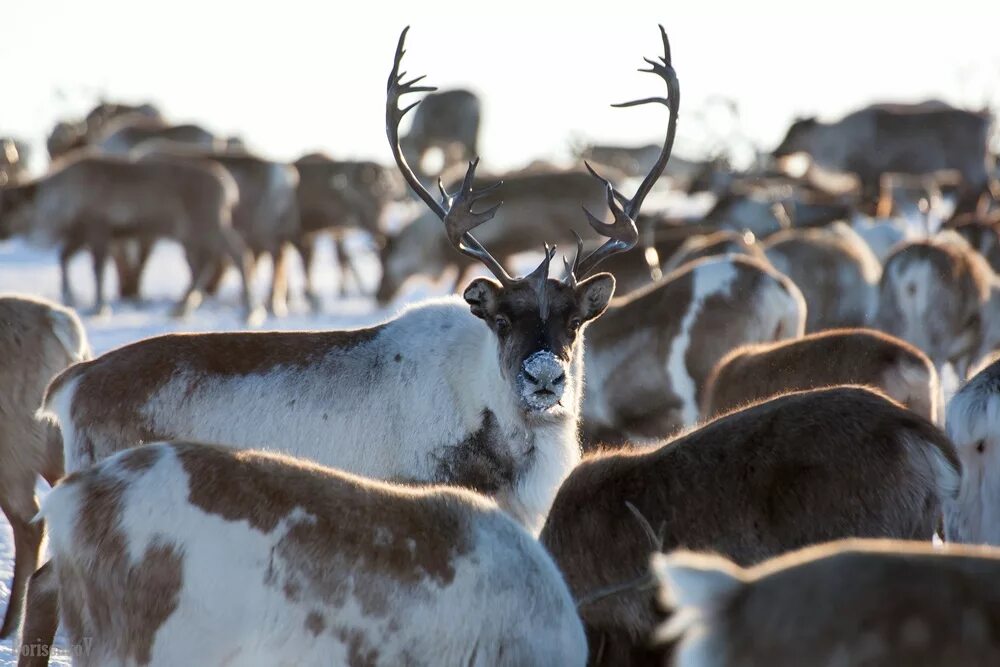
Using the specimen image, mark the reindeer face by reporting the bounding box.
[464,274,615,415]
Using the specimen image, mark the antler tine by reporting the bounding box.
[568,161,640,279]
[525,243,557,319]
[563,231,584,287]
[613,24,680,221]
[440,159,516,285]
[387,28,513,285]
[386,26,444,219]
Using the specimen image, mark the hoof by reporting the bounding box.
[269,301,289,319]
[245,306,267,328]
[88,304,113,319]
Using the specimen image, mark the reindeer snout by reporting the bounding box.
[518,351,567,412]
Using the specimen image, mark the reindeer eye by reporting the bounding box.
[569,317,582,332]
[494,316,511,335]
[977,440,986,454]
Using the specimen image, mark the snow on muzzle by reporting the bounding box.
[518,350,567,412]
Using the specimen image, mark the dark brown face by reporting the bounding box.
[464,274,615,414]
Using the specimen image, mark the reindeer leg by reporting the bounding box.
[334,237,364,297]
[0,485,43,640]
[268,244,289,318]
[89,239,111,317]
[292,236,320,311]
[222,230,265,326]
[17,562,58,667]
[58,239,84,308]
[172,249,214,319]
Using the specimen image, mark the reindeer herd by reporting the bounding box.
[2,23,1000,667]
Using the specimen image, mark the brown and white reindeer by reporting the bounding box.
[39,25,679,535]
[540,386,961,666]
[0,154,263,322]
[25,441,586,666]
[702,328,939,421]
[580,254,805,447]
[0,296,89,640]
[763,222,881,332]
[653,539,1000,667]
[876,232,992,378]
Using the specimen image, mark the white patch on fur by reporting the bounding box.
[667,262,739,425]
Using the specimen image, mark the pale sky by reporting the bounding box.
[4,0,1000,172]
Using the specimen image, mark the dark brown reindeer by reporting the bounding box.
[541,386,960,666]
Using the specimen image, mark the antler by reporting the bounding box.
[568,24,680,281]
[386,27,518,286]
[576,501,665,609]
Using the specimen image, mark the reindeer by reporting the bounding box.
[876,232,992,378]
[763,222,881,332]
[127,148,302,316]
[96,117,221,156]
[943,355,1000,545]
[773,102,993,215]
[46,102,162,161]
[540,386,961,665]
[654,539,1000,667]
[702,328,938,421]
[581,254,805,447]
[0,154,262,321]
[293,153,401,304]
[23,441,586,666]
[39,25,678,532]
[0,296,89,641]
[400,88,480,184]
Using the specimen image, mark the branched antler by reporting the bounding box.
[568,25,680,281]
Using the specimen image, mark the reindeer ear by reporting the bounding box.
[463,278,502,320]
[575,273,616,322]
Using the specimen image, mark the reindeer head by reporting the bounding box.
[385,26,679,415]
[773,116,820,158]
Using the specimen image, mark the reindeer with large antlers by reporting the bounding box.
[22,25,679,663]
